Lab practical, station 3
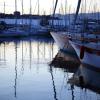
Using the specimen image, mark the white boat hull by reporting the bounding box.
[50,32,75,54]
[70,41,100,68]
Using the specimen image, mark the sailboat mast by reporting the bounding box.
[15,0,17,12]
[52,0,59,26]
[65,0,67,27]
[3,2,5,22]
[15,0,17,27]
[30,0,32,15]
[22,0,23,15]
[29,0,32,31]
[4,2,5,14]
[74,0,82,24]
[38,0,39,15]
[85,0,86,13]
[21,0,24,25]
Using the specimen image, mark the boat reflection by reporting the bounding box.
[50,50,80,73]
[49,51,80,100]
[68,64,100,94]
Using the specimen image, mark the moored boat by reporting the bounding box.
[69,39,100,68]
[0,27,28,37]
[50,32,76,54]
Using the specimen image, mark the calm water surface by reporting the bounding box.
[0,37,99,100]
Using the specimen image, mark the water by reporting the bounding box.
[0,37,99,100]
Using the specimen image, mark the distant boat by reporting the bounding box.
[29,26,50,36]
[0,27,28,37]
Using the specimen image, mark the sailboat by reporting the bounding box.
[50,0,77,54]
[69,0,100,68]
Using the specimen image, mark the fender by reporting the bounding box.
[80,46,85,59]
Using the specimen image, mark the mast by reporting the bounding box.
[15,0,17,12]
[3,2,5,22]
[4,2,5,14]
[53,0,58,18]
[15,0,17,27]
[85,0,86,14]
[21,0,24,25]
[52,0,59,26]
[38,0,39,15]
[29,0,32,31]
[30,0,32,15]
[68,6,71,27]
[74,0,82,24]
[64,0,67,27]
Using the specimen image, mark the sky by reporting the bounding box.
[0,0,100,15]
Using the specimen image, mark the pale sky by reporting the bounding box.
[0,0,100,15]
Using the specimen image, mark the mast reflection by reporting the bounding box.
[49,66,58,100]
[14,42,18,98]
[68,64,100,94]
[21,40,24,75]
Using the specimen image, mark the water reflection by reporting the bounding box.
[68,64,100,94]
[49,50,80,100]
[0,42,6,65]
[14,42,18,98]
[50,50,100,100]
[49,66,58,100]
[50,51,80,73]
[0,37,58,100]
[0,37,100,100]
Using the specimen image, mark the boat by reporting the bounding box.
[70,21,100,68]
[50,0,81,55]
[69,39,100,68]
[50,31,76,54]
[68,0,100,68]
[29,26,50,36]
[0,27,28,37]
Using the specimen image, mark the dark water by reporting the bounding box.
[0,37,100,100]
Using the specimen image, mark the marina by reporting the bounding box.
[0,0,100,100]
